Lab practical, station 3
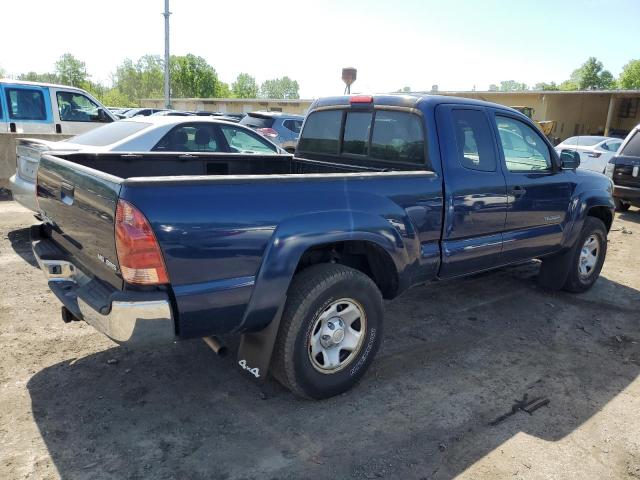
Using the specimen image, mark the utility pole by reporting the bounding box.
[163,0,171,109]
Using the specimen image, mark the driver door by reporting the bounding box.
[52,88,112,135]
[491,111,575,264]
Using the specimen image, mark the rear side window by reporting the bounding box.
[343,112,372,156]
[71,121,151,146]
[154,124,223,152]
[282,119,303,134]
[298,110,342,154]
[370,111,424,163]
[451,109,496,171]
[621,132,640,157]
[5,88,46,121]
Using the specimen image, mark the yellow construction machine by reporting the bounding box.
[511,106,556,138]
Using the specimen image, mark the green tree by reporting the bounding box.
[260,76,300,99]
[17,71,60,83]
[99,88,137,107]
[619,59,640,89]
[533,81,559,91]
[499,80,528,91]
[114,55,164,102]
[55,53,88,87]
[232,73,259,98]
[488,84,499,91]
[567,57,616,90]
[170,54,219,98]
[0,66,6,78]
[216,81,232,98]
[395,86,411,93]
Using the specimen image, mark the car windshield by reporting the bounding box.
[562,136,607,146]
[69,121,151,146]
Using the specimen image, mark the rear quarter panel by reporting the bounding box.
[121,172,443,337]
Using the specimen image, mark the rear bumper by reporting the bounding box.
[613,185,640,201]
[32,233,176,345]
[9,173,37,212]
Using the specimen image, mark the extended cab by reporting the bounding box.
[32,95,614,399]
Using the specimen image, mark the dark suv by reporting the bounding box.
[606,124,640,211]
[240,111,304,153]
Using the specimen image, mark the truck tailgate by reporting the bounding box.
[36,154,123,289]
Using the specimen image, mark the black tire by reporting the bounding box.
[615,199,631,212]
[562,217,607,293]
[271,264,383,399]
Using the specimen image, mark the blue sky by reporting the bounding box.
[1,0,638,97]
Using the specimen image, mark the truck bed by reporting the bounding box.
[35,151,441,339]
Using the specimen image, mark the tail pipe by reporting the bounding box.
[203,336,228,357]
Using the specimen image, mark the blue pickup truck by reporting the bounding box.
[32,94,614,399]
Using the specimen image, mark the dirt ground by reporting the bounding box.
[0,188,639,480]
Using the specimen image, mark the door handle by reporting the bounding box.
[55,124,62,134]
[60,182,75,206]
[9,122,16,133]
[511,186,527,196]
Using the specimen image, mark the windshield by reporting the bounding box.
[69,121,151,146]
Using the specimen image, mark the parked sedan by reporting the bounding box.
[240,111,304,153]
[554,136,623,173]
[10,116,287,212]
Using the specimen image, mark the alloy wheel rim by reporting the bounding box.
[308,298,367,374]
[578,234,600,279]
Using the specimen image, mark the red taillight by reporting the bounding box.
[257,127,279,138]
[115,199,169,285]
[587,152,602,158]
[350,95,373,104]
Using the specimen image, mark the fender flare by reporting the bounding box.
[562,190,614,249]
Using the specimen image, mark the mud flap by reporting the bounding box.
[537,247,573,290]
[236,301,285,383]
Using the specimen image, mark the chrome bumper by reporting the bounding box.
[9,173,37,212]
[32,237,176,345]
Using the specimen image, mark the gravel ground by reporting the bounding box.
[1,189,639,480]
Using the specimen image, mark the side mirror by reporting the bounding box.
[98,108,113,123]
[560,149,580,169]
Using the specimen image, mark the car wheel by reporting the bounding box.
[562,217,607,293]
[271,264,383,399]
[615,199,631,212]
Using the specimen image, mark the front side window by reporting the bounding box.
[451,109,496,171]
[343,112,372,156]
[298,110,342,154]
[5,88,46,120]
[57,91,107,123]
[220,125,277,153]
[496,116,551,172]
[154,124,222,152]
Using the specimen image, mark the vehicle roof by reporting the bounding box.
[311,94,526,113]
[0,78,88,91]
[121,116,239,126]
[248,111,304,119]
[560,135,612,143]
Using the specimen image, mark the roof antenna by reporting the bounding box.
[342,67,357,95]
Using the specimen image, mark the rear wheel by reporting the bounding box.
[615,198,631,212]
[562,217,607,293]
[271,264,383,399]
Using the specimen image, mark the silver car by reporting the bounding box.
[240,111,304,153]
[10,116,286,212]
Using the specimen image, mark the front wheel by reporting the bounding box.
[562,217,608,293]
[271,264,383,399]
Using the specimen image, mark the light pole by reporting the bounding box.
[163,0,171,109]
